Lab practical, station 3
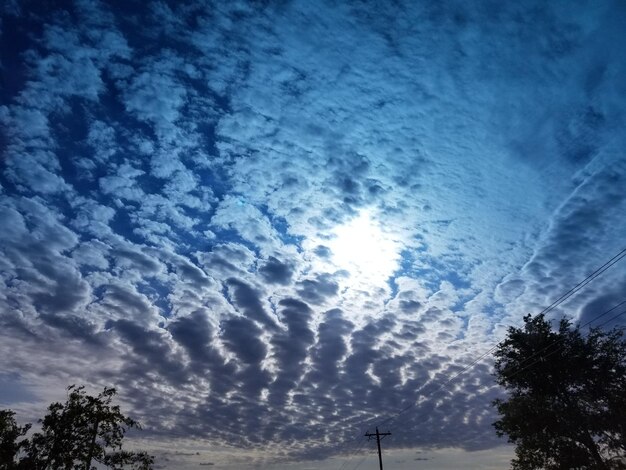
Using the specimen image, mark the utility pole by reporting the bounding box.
[365,427,391,470]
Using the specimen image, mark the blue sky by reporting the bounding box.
[1,0,625,468]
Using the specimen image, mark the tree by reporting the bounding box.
[493,313,626,470]
[0,385,154,470]
[0,410,31,469]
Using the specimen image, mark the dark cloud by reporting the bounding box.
[100,283,157,322]
[579,286,626,330]
[313,245,331,259]
[168,310,237,396]
[171,257,212,289]
[39,313,105,346]
[399,299,422,313]
[220,316,267,367]
[113,248,163,275]
[31,270,90,315]
[0,313,38,340]
[296,274,339,305]
[169,310,215,366]
[304,309,353,389]
[110,319,188,385]
[267,298,314,406]
[220,316,272,401]
[258,256,294,285]
[225,278,277,329]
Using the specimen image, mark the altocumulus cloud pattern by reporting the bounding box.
[1,0,626,468]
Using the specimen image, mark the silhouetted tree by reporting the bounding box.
[493,314,626,469]
[0,410,31,469]
[1,385,154,470]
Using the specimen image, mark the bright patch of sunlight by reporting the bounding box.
[327,211,401,286]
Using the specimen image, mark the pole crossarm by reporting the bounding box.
[364,427,391,470]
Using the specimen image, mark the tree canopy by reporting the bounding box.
[0,385,154,470]
[493,313,626,469]
[0,411,30,469]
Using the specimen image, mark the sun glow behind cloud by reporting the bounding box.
[327,211,402,287]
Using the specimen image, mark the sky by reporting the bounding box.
[1,0,625,468]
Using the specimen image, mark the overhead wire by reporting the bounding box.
[336,247,626,467]
[503,303,626,383]
[336,420,373,470]
[377,298,626,451]
[533,248,626,317]
[500,299,626,382]
[377,248,626,430]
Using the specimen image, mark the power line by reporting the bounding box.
[364,427,391,470]
[336,247,626,468]
[337,425,371,470]
[506,300,626,379]
[372,248,626,437]
[500,299,626,382]
[368,300,626,462]
[386,298,626,437]
[503,305,626,383]
[350,456,368,470]
[596,307,626,328]
[534,248,626,317]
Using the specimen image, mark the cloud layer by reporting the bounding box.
[1,0,625,467]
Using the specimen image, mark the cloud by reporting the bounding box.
[296,274,340,305]
[168,310,225,374]
[266,298,314,406]
[1,0,625,468]
[225,278,278,329]
[123,60,187,131]
[259,256,294,285]
[303,308,353,389]
[39,313,105,346]
[110,319,188,386]
[499,156,626,325]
